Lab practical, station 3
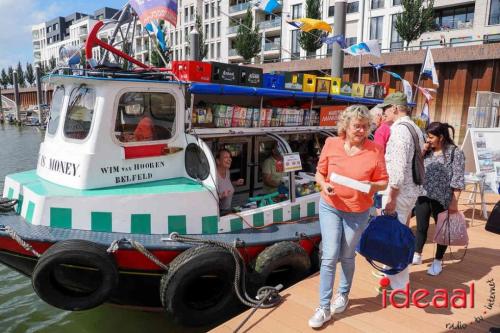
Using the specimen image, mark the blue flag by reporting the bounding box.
[369,62,385,70]
[145,22,167,52]
[321,34,346,48]
[256,0,281,14]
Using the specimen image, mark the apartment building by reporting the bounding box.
[32,0,500,66]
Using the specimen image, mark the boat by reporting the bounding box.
[0,20,388,326]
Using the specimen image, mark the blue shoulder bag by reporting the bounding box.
[357,212,415,275]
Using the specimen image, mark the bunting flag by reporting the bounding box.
[421,101,430,124]
[255,0,281,14]
[381,69,402,81]
[343,40,381,57]
[145,22,167,51]
[402,79,413,103]
[129,0,178,27]
[369,62,385,70]
[321,34,346,48]
[421,48,439,86]
[287,18,332,33]
[414,84,436,102]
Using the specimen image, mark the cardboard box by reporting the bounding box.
[331,77,342,94]
[320,105,346,126]
[352,83,365,97]
[316,77,332,93]
[302,74,317,92]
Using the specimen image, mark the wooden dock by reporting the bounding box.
[212,194,500,333]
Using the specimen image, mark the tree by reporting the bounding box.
[150,20,168,67]
[25,63,35,86]
[234,8,261,62]
[7,66,13,86]
[299,0,323,56]
[16,62,25,87]
[1,69,8,88]
[48,56,57,71]
[395,0,435,49]
[195,14,208,60]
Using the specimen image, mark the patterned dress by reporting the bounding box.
[423,145,465,208]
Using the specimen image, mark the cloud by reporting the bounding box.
[0,0,63,70]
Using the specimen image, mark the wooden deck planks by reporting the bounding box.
[212,195,500,333]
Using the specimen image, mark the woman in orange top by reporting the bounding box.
[308,105,389,328]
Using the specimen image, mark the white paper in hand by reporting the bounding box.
[329,172,371,193]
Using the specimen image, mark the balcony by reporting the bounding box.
[229,2,252,14]
[79,27,88,36]
[264,41,280,51]
[229,48,239,56]
[227,26,239,34]
[259,18,281,30]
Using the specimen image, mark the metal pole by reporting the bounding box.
[35,65,44,124]
[189,27,200,61]
[101,3,131,65]
[412,48,427,103]
[358,54,362,84]
[261,30,266,64]
[331,0,346,78]
[12,70,20,122]
[0,86,4,123]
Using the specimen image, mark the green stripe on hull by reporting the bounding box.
[25,201,35,223]
[131,214,151,234]
[202,216,218,234]
[50,208,72,229]
[230,218,243,232]
[253,212,264,227]
[291,205,300,220]
[307,202,316,217]
[7,188,14,199]
[168,216,187,234]
[91,212,112,232]
[273,208,283,222]
[16,194,24,215]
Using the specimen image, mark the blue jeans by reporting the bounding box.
[318,198,370,308]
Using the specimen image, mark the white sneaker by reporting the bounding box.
[427,260,443,276]
[308,307,332,328]
[412,253,422,265]
[331,292,349,313]
[371,270,386,279]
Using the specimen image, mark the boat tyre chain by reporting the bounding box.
[31,239,119,311]
[0,198,18,212]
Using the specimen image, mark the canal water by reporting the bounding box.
[0,124,207,332]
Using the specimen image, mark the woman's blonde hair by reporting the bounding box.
[337,105,372,138]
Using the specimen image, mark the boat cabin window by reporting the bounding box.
[64,85,96,140]
[47,86,65,135]
[115,92,176,143]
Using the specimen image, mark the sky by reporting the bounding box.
[0,0,127,71]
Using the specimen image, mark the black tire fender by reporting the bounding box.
[254,241,311,287]
[32,239,119,311]
[160,245,239,326]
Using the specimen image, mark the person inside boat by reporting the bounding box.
[216,149,244,215]
[262,144,285,194]
[134,115,155,141]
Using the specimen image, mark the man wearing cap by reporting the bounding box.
[378,92,424,292]
[369,106,393,153]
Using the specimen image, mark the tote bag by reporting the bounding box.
[357,213,415,275]
[433,210,469,246]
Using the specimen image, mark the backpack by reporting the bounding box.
[357,213,415,275]
[485,200,500,235]
[399,122,425,185]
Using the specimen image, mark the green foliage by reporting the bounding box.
[195,14,208,60]
[7,66,13,86]
[395,0,435,49]
[48,57,56,71]
[25,63,35,86]
[1,69,8,88]
[80,49,86,68]
[234,8,261,62]
[298,0,323,55]
[16,62,25,87]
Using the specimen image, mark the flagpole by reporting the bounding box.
[358,54,362,84]
[412,47,428,104]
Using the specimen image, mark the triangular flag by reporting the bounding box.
[402,79,412,103]
[421,48,439,86]
[421,101,430,124]
[255,0,281,14]
[343,40,381,57]
[321,35,346,48]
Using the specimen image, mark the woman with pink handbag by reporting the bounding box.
[413,122,465,276]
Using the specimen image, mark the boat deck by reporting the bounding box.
[212,194,500,333]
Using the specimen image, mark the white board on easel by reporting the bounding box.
[461,127,500,191]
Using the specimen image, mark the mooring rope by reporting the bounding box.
[0,198,18,212]
[0,225,41,257]
[106,238,169,271]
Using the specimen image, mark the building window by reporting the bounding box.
[420,40,440,48]
[450,36,472,45]
[484,33,500,43]
[393,0,402,5]
[370,16,384,41]
[217,21,221,37]
[489,0,500,25]
[47,86,65,136]
[210,43,214,58]
[205,3,209,19]
[371,0,384,9]
[217,1,221,16]
[292,4,302,19]
[391,14,404,50]
[185,7,188,23]
[115,92,176,143]
[291,29,300,58]
[185,27,189,42]
[346,37,357,47]
[64,86,95,140]
[434,5,474,30]
[190,6,194,21]
[347,1,359,13]
[217,42,221,58]
[205,24,209,37]
[211,23,215,38]
[328,6,335,17]
[211,1,215,17]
